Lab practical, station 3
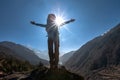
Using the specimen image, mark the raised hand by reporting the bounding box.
[30,21,35,24]
[70,19,75,22]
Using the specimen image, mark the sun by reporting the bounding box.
[55,16,65,26]
[52,8,66,27]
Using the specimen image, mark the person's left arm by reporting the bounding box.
[60,19,75,26]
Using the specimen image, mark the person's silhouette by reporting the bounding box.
[31,14,75,69]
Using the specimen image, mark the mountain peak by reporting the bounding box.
[0,41,48,65]
[101,23,120,36]
[109,23,120,33]
[65,23,120,79]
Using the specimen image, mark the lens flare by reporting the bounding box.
[55,16,65,26]
[52,8,66,27]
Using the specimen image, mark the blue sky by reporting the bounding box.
[0,0,120,54]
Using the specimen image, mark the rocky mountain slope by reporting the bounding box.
[87,65,120,80]
[20,65,84,80]
[65,23,120,79]
[0,51,84,80]
[60,51,75,64]
[0,51,34,79]
[0,41,48,65]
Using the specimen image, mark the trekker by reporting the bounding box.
[30,14,75,69]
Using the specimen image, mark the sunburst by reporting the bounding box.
[55,15,65,26]
[52,8,66,27]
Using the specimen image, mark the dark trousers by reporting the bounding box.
[48,37,59,69]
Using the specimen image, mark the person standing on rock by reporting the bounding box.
[30,14,75,69]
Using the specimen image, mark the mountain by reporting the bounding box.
[60,51,75,64]
[34,50,49,60]
[0,63,84,80]
[0,51,33,74]
[0,41,48,65]
[20,65,84,80]
[87,66,120,80]
[65,23,120,78]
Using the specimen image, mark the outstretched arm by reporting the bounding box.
[30,21,46,27]
[60,19,75,26]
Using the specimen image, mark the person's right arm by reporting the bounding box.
[30,21,46,27]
